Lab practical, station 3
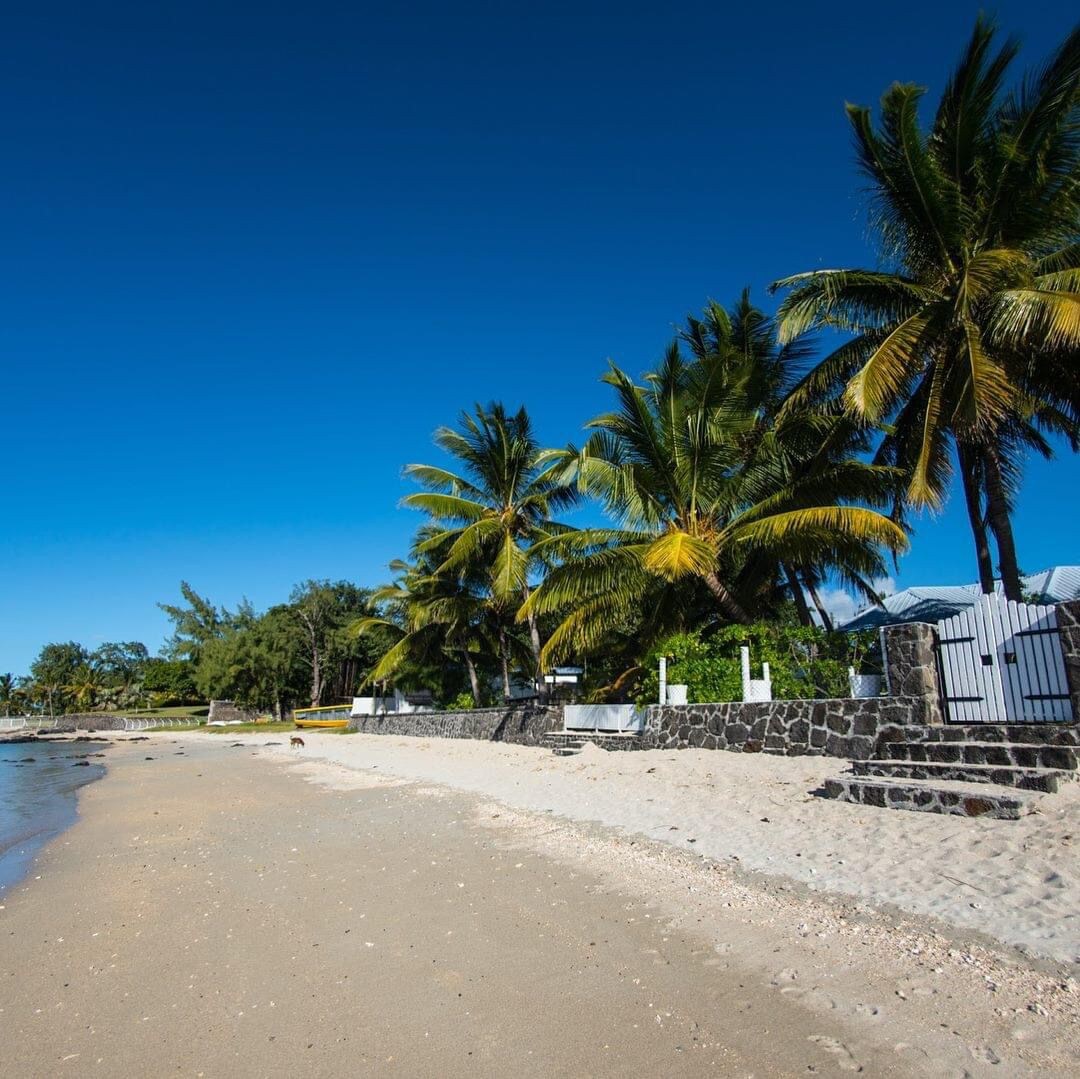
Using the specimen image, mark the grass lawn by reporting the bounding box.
[198,721,297,734]
[197,721,356,735]
[124,705,210,718]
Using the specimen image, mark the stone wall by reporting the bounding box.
[881,621,944,724]
[67,714,129,731]
[349,705,561,746]
[639,621,944,759]
[1057,600,1080,722]
[641,697,925,759]
[208,700,258,724]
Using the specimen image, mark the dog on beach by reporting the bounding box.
[290,736,305,748]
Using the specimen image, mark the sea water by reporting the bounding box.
[0,740,106,893]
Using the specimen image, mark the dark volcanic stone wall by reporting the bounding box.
[641,698,929,760]
[1057,600,1080,722]
[349,705,561,746]
[638,621,945,759]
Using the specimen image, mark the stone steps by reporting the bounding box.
[853,758,1072,793]
[541,731,647,754]
[887,724,1080,747]
[823,775,1041,820]
[879,740,1079,770]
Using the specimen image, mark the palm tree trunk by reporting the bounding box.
[783,564,813,626]
[498,628,512,702]
[803,575,835,632]
[957,443,995,594]
[983,449,1023,602]
[522,587,548,701]
[463,650,482,707]
[703,572,751,623]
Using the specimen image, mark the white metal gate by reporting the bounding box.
[937,594,1074,723]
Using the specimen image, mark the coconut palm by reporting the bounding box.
[66,665,105,711]
[0,673,14,716]
[402,403,576,692]
[522,340,907,664]
[353,555,487,704]
[771,18,1080,599]
[680,293,891,623]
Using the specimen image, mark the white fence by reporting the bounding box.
[1,715,203,733]
[563,704,644,733]
[120,717,202,731]
[0,716,66,732]
[938,594,1073,723]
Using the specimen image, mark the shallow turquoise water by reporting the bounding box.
[0,740,107,893]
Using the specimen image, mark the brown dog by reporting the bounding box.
[290,736,305,748]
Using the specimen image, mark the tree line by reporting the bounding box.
[4,581,393,718]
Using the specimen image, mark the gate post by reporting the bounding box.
[882,621,944,725]
[1055,600,1080,723]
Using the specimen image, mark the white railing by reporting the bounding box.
[563,704,644,733]
[121,717,202,731]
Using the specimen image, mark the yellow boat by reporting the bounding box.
[293,704,352,729]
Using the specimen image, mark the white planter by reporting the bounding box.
[849,673,883,699]
[666,684,688,706]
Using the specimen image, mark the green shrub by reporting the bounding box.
[635,624,880,705]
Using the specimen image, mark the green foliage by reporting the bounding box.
[524,295,904,665]
[402,403,576,697]
[635,625,881,705]
[90,641,149,684]
[772,18,1080,599]
[158,582,232,663]
[142,657,199,702]
[444,690,479,710]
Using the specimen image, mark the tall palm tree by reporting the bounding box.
[771,18,1080,599]
[402,403,576,693]
[0,673,14,717]
[522,335,906,664]
[352,540,534,705]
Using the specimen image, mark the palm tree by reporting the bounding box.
[353,546,499,706]
[771,19,1080,599]
[402,403,576,693]
[522,328,906,664]
[66,665,105,711]
[0,673,14,717]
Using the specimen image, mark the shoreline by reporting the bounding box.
[0,737,109,894]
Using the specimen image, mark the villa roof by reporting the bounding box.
[838,565,1080,631]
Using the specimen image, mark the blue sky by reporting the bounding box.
[2,1,1078,673]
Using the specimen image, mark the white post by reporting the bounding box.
[658,656,667,706]
[740,646,751,699]
[762,662,770,689]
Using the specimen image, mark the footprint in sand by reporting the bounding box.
[895,978,937,1000]
[970,1045,1002,1065]
[808,1034,863,1072]
[853,1003,882,1021]
[770,969,838,1009]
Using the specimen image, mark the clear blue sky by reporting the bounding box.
[2,1,1078,673]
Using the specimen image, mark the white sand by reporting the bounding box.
[188,732,1080,964]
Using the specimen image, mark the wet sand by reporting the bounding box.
[1,737,1077,1076]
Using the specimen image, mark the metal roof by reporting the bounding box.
[839,566,1080,631]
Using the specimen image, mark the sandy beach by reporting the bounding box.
[1,733,1078,1076]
